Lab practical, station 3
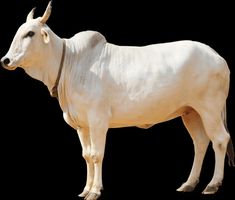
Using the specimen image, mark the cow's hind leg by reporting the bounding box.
[198,109,230,194]
[177,108,210,192]
[77,128,94,198]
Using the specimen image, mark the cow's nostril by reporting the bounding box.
[3,58,10,65]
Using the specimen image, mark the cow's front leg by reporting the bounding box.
[77,127,94,198]
[63,112,94,197]
[84,110,109,200]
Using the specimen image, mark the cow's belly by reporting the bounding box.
[108,97,188,128]
[62,99,190,130]
[61,95,186,130]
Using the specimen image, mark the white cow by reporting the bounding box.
[1,2,234,200]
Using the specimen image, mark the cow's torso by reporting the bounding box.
[57,31,227,129]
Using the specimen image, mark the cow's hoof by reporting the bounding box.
[177,179,198,192]
[202,184,220,194]
[79,189,89,197]
[84,192,100,200]
[177,184,195,192]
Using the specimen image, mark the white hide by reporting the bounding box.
[58,32,229,130]
[1,3,233,200]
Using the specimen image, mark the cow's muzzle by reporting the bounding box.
[1,57,16,70]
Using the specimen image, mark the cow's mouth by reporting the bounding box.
[1,63,17,70]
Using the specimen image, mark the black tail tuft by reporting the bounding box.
[227,138,235,167]
[222,104,235,167]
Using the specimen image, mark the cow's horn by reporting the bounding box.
[26,7,36,22]
[40,1,52,24]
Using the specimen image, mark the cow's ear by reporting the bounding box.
[41,28,50,44]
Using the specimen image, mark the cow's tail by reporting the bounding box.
[222,104,235,167]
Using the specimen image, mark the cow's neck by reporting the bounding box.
[24,33,64,95]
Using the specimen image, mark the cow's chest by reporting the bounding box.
[62,103,89,130]
[59,92,93,130]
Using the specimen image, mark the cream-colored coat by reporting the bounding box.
[1,2,234,200]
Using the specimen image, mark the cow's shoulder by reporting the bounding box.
[72,30,107,50]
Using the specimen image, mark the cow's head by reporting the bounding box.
[1,1,52,70]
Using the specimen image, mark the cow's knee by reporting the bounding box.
[90,152,103,164]
[82,149,91,162]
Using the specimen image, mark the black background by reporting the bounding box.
[0,0,234,200]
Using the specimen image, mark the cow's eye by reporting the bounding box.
[25,31,35,38]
